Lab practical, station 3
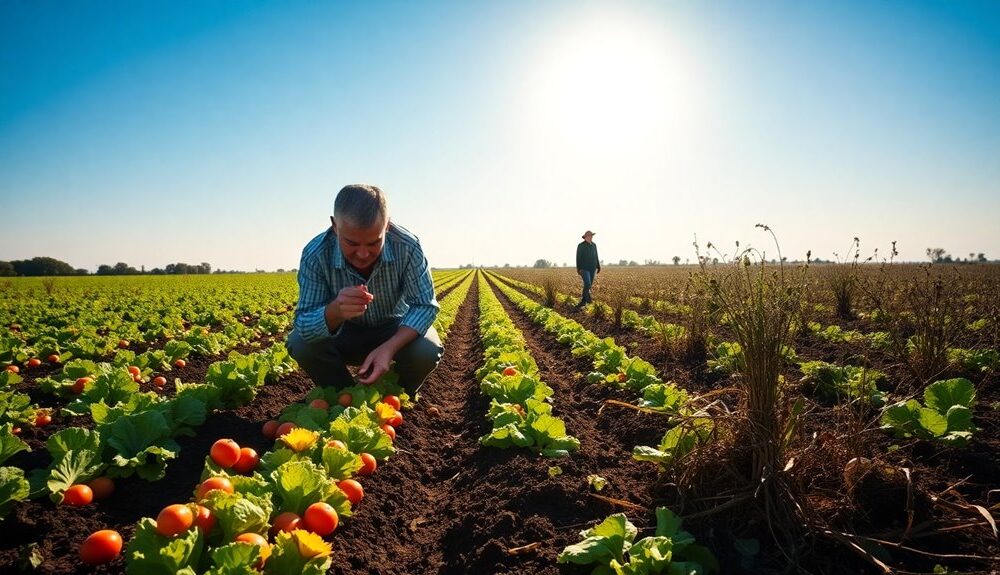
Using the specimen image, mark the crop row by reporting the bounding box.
[473,272,579,457]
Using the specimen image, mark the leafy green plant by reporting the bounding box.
[798,360,887,406]
[880,378,977,446]
[557,507,718,574]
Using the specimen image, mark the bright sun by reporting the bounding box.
[521,7,699,165]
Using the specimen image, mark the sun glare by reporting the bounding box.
[520,8,699,165]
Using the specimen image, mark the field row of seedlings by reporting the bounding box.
[490,258,1000,573]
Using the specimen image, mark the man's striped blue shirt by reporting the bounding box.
[293,223,439,343]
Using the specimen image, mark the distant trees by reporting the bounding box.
[672,256,681,265]
[0,257,83,276]
[533,259,554,268]
[927,248,990,264]
[97,261,212,275]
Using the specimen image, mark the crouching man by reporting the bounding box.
[286,183,442,393]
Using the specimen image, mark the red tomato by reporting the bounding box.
[337,479,364,506]
[502,366,518,376]
[262,420,280,439]
[387,411,403,428]
[337,392,353,407]
[358,453,377,476]
[152,376,167,387]
[210,439,242,469]
[118,340,130,349]
[231,447,260,474]
[88,477,114,501]
[381,424,396,441]
[326,439,347,450]
[235,532,269,568]
[127,365,141,377]
[72,377,91,394]
[79,530,123,565]
[47,354,60,364]
[5,365,18,374]
[271,511,301,535]
[63,484,93,506]
[34,413,52,427]
[309,399,329,410]
[25,358,41,368]
[11,427,21,436]
[156,504,194,537]
[303,502,338,536]
[174,359,187,368]
[196,476,234,500]
[382,395,401,411]
[275,422,296,438]
[193,504,216,534]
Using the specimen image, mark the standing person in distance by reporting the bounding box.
[286,184,443,393]
[575,230,600,309]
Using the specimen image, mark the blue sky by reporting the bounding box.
[1,0,998,270]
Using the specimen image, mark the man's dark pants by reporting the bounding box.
[286,321,443,393]
[579,269,595,304]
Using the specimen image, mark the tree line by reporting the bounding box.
[0,257,216,277]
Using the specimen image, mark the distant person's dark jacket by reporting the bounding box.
[576,242,600,272]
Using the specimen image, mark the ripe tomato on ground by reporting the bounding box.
[309,398,329,410]
[271,511,301,534]
[337,479,364,506]
[197,476,234,500]
[62,484,93,506]
[152,376,167,387]
[156,504,194,537]
[72,377,91,394]
[231,447,259,474]
[210,439,242,468]
[358,453,377,476]
[303,502,339,536]
[381,424,396,441]
[34,412,52,427]
[502,366,518,376]
[326,439,347,450]
[174,359,187,368]
[118,340,129,349]
[25,358,41,368]
[127,365,141,377]
[47,354,60,363]
[79,530,123,565]
[387,411,403,427]
[275,422,296,438]
[338,392,353,407]
[262,420,280,439]
[382,394,401,410]
[193,504,216,534]
[5,365,18,374]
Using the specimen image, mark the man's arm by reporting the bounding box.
[294,253,336,343]
[399,248,439,336]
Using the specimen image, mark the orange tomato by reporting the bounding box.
[127,366,141,377]
[72,377,91,394]
[337,479,364,506]
[309,399,329,410]
[196,476,234,500]
[88,477,115,501]
[79,530,123,565]
[231,447,260,474]
[275,422,296,438]
[62,484,94,506]
[387,411,403,428]
[118,340,130,349]
[47,354,60,364]
[193,504,216,534]
[270,511,301,535]
[502,366,518,376]
[174,359,187,368]
[5,365,18,374]
[262,420,280,439]
[381,424,396,442]
[34,413,52,427]
[303,502,338,536]
[152,376,167,387]
[26,358,41,368]
[358,453,377,476]
[210,439,242,469]
[382,395,401,411]
[326,439,347,450]
[337,392,353,407]
[156,504,194,537]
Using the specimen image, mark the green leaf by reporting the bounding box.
[0,424,29,466]
[320,446,362,480]
[0,466,30,518]
[205,491,272,543]
[924,378,975,413]
[126,517,204,575]
[917,407,949,437]
[558,513,636,565]
[48,448,103,502]
[205,542,260,575]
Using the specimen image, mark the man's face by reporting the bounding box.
[331,216,387,274]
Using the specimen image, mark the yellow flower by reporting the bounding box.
[374,402,397,424]
[280,428,319,452]
[293,529,332,559]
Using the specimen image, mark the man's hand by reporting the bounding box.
[358,342,394,385]
[325,285,374,329]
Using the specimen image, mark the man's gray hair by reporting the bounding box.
[334,184,389,228]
